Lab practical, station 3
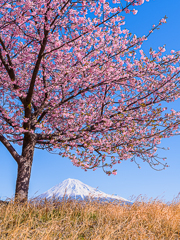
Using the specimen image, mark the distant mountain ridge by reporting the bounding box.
[37,178,132,204]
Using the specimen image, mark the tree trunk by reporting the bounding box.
[15,134,36,203]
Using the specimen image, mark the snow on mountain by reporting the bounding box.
[37,178,131,204]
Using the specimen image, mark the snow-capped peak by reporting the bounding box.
[38,178,131,203]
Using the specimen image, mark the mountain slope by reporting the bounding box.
[37,178,131,203]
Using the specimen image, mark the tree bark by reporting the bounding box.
[15,134,36,203]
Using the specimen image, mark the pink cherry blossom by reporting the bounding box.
[160,18,166,23]
[125,9,130,14]
[132,9,138,15]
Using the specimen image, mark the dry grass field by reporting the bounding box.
[0,197,180,240]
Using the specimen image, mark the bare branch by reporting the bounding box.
[0,134,21,165]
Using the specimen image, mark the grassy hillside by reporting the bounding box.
[0,197,180,239]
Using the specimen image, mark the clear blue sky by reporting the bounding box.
[1,0,180,203]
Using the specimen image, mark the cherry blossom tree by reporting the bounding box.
[0,0,180,202]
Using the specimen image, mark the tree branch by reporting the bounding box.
[25,35,48,106]
[0,134,21,165]
[0,35,24,103]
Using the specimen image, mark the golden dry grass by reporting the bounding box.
[0,197,180,240]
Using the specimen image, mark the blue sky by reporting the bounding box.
[1,0,180,203]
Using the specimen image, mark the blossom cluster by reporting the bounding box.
[0,0,180,174]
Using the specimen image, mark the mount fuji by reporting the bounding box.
[37,178,132,204]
